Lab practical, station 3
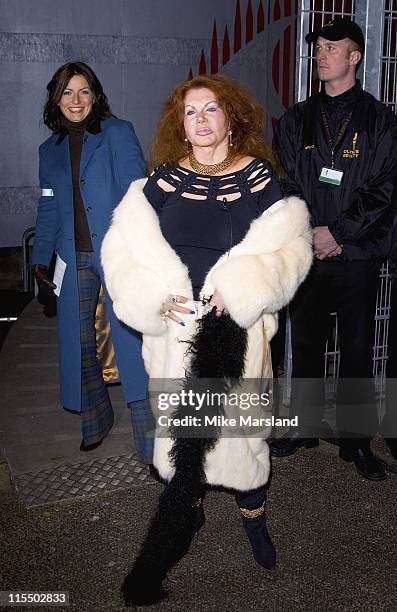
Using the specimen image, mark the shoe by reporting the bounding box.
[270,430,319,457]
[339,447,386,481]
[241,512,276,570]
[384,438,397,460]
[80,438,103,452]
[237,487,276,571]
[148,464,162,483]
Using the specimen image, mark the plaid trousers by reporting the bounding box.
[76,251,114,445]
[76,252,153,462]
[128,400,155,464]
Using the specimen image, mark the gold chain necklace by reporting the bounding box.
[188,151,235,175]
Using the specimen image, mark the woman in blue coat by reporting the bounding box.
[32,62,149,453]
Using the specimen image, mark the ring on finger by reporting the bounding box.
[170,295,178,304]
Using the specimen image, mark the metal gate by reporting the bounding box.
[284,0,397,403]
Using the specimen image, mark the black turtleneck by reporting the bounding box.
[320,81,361,142]
[62,115,93,252]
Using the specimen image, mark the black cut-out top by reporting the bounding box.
[143,158,283,299]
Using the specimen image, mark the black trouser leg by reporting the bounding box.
[270,307,287,416]
[289,265,333,434]
[270,307,287,377]
[335,261,380,451]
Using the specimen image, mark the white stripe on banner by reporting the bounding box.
[41,188,54,196]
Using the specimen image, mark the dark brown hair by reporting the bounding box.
[43,62,112,132]
[149,74,274,170]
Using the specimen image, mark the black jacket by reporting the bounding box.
[273,83,397,261]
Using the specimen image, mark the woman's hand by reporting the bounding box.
[209,289,228,316]
[34,264,56,289]
[160,294,195,326]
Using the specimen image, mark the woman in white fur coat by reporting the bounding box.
[101,74,312,605]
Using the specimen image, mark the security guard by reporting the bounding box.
[272,18,397,480]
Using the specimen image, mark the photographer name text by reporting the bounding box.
[157,415,298,428]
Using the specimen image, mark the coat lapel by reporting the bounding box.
[52,136,72,181]
[79,131,105,177]
[112,180,306,299]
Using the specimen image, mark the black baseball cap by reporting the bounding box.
[305,17,365,51]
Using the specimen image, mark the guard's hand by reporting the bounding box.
[313,226,340,260]
[326,245,343,258]
[34,264,56,290]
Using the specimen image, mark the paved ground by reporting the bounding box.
[1,442,397,612]
[0,301,136,477]
[0,301,396,611]
[0,290,32,350]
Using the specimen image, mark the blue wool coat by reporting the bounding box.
[32,117,148,411]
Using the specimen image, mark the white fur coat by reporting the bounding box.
[101,178,312,490]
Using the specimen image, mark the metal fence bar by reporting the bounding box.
[297,1,313,101]
[381,0,397,112]
[355,0,384,98]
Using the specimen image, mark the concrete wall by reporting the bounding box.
[0,0,297,246]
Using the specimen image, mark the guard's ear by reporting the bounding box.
[350,49,362,66]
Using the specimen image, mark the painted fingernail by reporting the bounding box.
[180,321,186,327]
[190,309,196,314]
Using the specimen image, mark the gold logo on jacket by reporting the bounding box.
[343,132,360,158]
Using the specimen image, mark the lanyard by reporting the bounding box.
[320,104,353,168]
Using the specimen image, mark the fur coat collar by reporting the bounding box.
[101,178,313,339]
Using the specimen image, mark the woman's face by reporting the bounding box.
[58,74,93,122]
[183,87,229,150]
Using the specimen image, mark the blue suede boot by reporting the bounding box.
[235,485,276,570]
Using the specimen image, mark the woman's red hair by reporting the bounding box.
[149,74,274,170]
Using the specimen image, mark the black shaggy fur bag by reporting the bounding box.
[122,309,248,606]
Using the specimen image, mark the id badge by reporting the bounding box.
[319,167,343,186]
